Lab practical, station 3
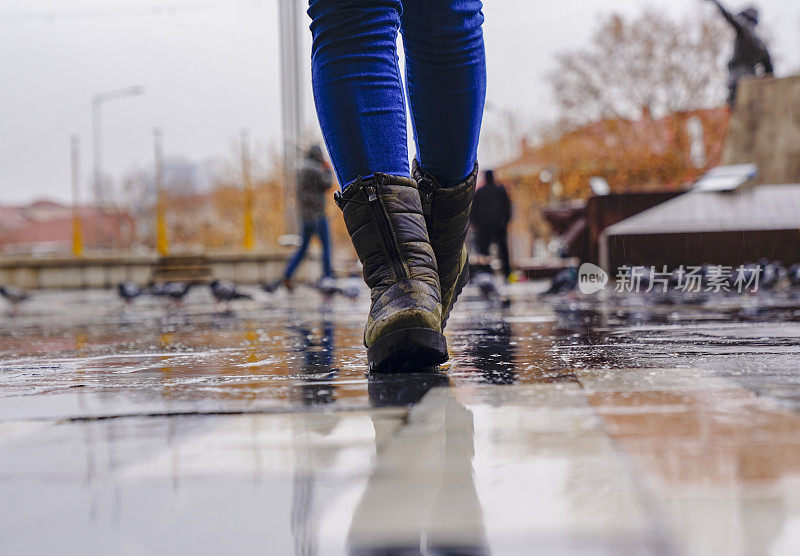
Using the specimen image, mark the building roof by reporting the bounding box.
[604,183,800,236]
[0,200,136,253]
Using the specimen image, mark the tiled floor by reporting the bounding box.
[2,285,800,554]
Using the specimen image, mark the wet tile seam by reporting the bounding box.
[571,372,684,556]
[0,406,407,426]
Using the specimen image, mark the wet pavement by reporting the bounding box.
[3,284,800,554]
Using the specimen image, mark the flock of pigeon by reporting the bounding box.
[116,280,248,306]
[3,261,799,314]
[0,276,362,315]
[544,261,800,295]
[116,277,360,307]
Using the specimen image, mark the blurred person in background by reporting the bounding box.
[470,169,512,281]
[704,0,773,106]
[277,145,334,291]
[308,0,486,371]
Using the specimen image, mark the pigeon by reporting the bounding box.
[340,277,362,301]
[789,264,800,287]
[165,282,191,302]
[209,280,252,302]
[473,271,511,307]
[264,277,360,301]
[150,282,192,304]
[314,277,360,300]
[316,277,339,297]
[0,285,29,305]
[758,260,785,290]
[117,281,144,304]
[543,267,579,295]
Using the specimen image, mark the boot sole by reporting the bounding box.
[367,328,448,373]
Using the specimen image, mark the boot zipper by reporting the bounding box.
[417,175,438,217]
[365,179,408,280]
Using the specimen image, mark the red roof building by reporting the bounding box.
[0,200,135,254]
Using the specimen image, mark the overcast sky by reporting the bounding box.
[1,0,798,204]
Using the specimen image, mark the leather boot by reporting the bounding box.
[335,173,447,372]
[413,160,478,329]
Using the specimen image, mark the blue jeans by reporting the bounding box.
[308,0,486,189]
[285,218,333,279]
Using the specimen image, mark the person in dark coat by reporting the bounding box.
[705,1,773,106]
[281,145,334,289]
[470,169,512,280]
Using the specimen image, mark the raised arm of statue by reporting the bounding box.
[704,0,740,30]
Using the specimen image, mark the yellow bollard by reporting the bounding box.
[71,214,83,257]
[243,188,254,251]
[241,129,255,251]
[70,136,84,257]
[156,200,169,256]
[153,128,169,256]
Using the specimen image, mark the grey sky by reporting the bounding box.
[1,0,798,204]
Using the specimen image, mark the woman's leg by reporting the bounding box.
[402,0,486,328]
[401,0,486,186]
[308,0,447,371]
[308,0,409,188]
[284,221,314,279]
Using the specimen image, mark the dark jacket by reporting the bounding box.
[297,157,332,221]
[470,178,512,231]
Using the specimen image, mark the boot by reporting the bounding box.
[334,173,447,372]
[413,160,478,329]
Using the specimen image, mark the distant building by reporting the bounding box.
[601,76,800,270]
[495,107,730,264]
[0,200,135,255]
[163,158,208,195]
[602,183,800,270]
[500,107,730,194]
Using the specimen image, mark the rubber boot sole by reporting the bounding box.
[367,327,448,373]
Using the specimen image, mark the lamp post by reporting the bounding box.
[278,0,303,234]
[91,85,145,250]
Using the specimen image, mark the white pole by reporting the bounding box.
[90,85,145,250]
[278,0,303,234]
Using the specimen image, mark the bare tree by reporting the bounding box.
[550,10,730,127]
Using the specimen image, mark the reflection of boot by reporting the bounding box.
[368,372,451,408]
[335,174,447,372]
[414,161,478,329]
[348,388,488,554]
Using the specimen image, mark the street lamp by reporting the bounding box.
[278,0,303,234]
[91,85,145,250]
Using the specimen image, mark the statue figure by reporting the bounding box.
[705,1,773,106]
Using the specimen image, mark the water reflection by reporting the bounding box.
[348,373,488,555]
[553,301,601,334]
[368,372,451,408]
[289,316,337,554]
[467,318,516,385]
[293,319,337,406]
